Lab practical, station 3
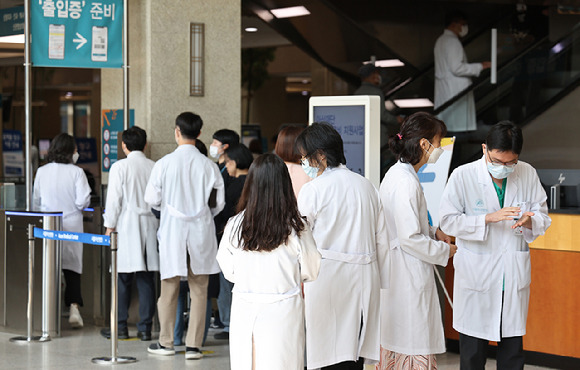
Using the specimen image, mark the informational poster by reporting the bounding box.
[101,109,134,172]
[0,6,25,37]
[31,0,123,68]
[418,137,455,227]
[75,137,97,164]
[2,129,24,177]
[312,105,366,176]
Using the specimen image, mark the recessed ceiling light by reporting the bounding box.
[271,6,310,18]
[245,27,258,33]
[364,59,404,68]
[394,98,434,108]
[0,34,24,44]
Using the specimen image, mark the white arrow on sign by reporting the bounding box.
[73,32,87,50]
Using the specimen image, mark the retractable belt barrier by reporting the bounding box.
[11,226,137,365]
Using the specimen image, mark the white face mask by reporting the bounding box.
[209,145,221,159]
[424,140,444,164]
[459,24,469,38]
[487,162,514,179]
[301,158,319,179]
[72,152,79,164]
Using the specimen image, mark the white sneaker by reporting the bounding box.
[185,347,203,360]
[69,303,84,328]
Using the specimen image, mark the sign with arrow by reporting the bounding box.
[31,1,123,68]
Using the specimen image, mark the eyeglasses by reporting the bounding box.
[486,150,518,168]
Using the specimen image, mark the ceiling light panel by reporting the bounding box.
[270,6,310,18]
[394,98,434,108]
[365,59,404,68]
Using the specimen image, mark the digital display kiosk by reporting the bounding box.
[309,96,381,188]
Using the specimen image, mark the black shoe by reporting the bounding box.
[100,327,129,339]
[214,331,229,340]
[137,331,152,341]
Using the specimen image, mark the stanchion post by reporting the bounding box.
[41,214,62,341]
[10,224,43,343]
[110,232,118,360]
[91,232,136,364]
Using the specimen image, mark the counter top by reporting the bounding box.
[530,213,579,252]
[548,207,580,215]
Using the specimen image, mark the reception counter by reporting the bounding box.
[444,211,580,366]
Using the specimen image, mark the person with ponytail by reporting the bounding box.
[216,153,321,369]
[377,112,457,369]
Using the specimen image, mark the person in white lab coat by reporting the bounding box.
[377,112,457,370]
[217,153,321,370]
[296,122,387,370]
[145,112,225,360]
[439,121,551,369]
[434,10,490,133]
[100,126,158,341]
[33,133,91,329]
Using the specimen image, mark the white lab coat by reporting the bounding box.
[439,157,551,341]
[33,163,91,274]
[378,161,450,355]
[434,29,483,132]
[144,144,224,280]
[103,151,159,273]
[298,165,387,369]
[217,212,321,370]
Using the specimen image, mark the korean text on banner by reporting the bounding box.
[31,0,123,68]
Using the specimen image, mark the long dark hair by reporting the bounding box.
[47,133,75,164]
[389,112,447,165]
[235,153,305,252]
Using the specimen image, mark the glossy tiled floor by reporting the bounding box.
[0,325,555,369]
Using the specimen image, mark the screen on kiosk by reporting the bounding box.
[312,105,365,176]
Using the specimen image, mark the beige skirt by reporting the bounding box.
[375,346,437,370]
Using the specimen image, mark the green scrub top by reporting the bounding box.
[492,177,507,290]
[493,178,507,208]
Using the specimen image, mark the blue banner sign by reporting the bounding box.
[34,227,110,246]
[0,6,25,37]
[31,0,123,68]
[101,109,134,172]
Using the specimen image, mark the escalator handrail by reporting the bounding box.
[432,33,552,115]
[431,20,580,116]
[384,11,515,99]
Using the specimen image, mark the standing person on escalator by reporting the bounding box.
[434,10,490,169]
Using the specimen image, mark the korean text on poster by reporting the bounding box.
[101,109,134,173]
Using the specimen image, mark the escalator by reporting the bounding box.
[399,22,580,171]
[242,0,517,94]
[243,1,575,171]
